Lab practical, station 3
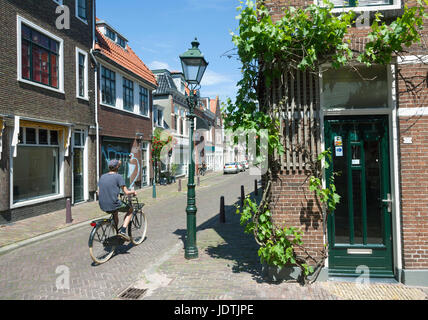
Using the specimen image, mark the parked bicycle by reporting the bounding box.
[198,163,207,176]
[88,194,147,264]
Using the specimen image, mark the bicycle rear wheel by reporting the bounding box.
[89,221,117,264]
[128,210,147,245]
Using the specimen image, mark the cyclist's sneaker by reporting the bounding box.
[118,227,130,241]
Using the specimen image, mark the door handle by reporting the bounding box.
[382,193,393,213]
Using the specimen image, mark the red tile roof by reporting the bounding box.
[94,27,157,88]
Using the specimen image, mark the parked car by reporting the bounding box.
[224,162,239,174]
[244,160,249,169]
[237,162,244,172]
[240,161,248,171]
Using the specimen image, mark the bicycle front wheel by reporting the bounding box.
[128,210,147,245]
[89,221,117,264]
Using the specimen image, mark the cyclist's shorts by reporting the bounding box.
[116,201,132,212]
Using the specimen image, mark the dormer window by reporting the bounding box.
[118,36,126,48]
[104,27,127,49]
[106,28,116,42]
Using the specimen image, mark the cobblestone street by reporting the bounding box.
[136,203,428,301]
[0,172,255,299]
[1,171,428,301]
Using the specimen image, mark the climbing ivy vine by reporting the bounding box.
[228,0,428,284]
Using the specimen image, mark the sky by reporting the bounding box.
[97,0,243,105]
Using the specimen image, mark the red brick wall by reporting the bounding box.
[271,172,325,262]
[399,115,428,269]
[99,103,152,141]
[265,0,428,270]
[398,62,428,269]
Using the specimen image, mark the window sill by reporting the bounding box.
[76,16,88,25]
[11,193,64,209]
[77,95,89,102]
[330,4,401,13]
[18,78,64,94]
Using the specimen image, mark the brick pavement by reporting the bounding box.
[0,170,255,300]
[1,170,428,300]
[132,199,428,301]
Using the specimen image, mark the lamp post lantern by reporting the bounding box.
[180,38,208,260]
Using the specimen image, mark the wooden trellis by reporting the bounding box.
[269,69,322,172]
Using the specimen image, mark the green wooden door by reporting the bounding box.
[325,116,394,277]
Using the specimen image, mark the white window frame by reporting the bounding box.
[75,0,88,24]
[10,126,65,209]
[139,85,150,117]
[100,64,117,107]
[75,47,89,100]
[17,15,65,94]
[156,108,164,128]
[99,62,151,119]
[315,0,401,12]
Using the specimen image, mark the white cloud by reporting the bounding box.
[201,70,233,86]
[149,61,171,70]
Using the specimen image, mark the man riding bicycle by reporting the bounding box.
[97,159,136,241]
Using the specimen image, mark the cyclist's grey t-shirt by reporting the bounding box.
[98,173,125,212]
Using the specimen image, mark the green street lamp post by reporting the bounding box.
[180,38,208,260]
[152,159,157,199]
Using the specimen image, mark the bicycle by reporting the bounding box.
[198,165,207,176]
[88,194,148,264]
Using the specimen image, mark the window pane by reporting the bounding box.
[123,78,134,111]
[21,41,31,79]
[39,129,48,145]
[78,53,85,97]
[322,65,388,109]
[13,147,59,203]
[106,28,116,41]
[32,46,41,82]
[50,131,59,145]
[50,40,58,53]
[22,24,31,40]
[365,140,383,244]
[26,128,36,144]
[51,54,58,88]
[140,86,148,116]
[40,50,49,85]
[39,34,50,50]
[32,30,41,44]
[102,67,116,105]
[78,0,87,19]
[352,170,363,244]
[74,132,82,146]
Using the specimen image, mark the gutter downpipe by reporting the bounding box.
[90,0,100,200]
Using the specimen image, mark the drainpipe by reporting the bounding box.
[90,0,100,200]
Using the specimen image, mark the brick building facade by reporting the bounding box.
[261,0,428,285]
[93,19,157,190]
[0,0,97,223]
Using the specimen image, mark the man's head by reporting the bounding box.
[108,159,121,172]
